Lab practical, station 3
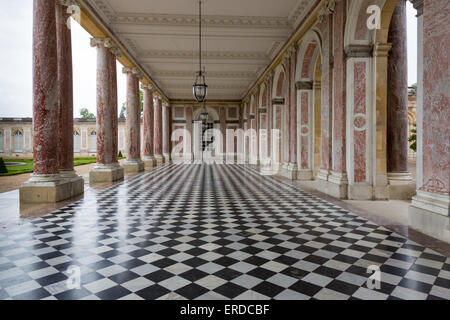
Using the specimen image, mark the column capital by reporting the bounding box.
[296,81,313,90]
[154,92,162,100]
[373,42,393,57]
[318,0,335,21]
[162,101,170,108]
[57,0,79,7]
[122,66,143,79]
[409,0,423,16]
[141,83,154,91]
[344,44,373,59]
[90,37,122,57]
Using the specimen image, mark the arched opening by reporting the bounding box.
[0,131,3,152]
[192,106,220,161]
[313,55,322,179]
[271,67,286,171]
[13,130,23,153]
[89,130,97,153]
[74,131,81,153]
[295,29,322,181]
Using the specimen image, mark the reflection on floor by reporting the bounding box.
[0,164,449,300]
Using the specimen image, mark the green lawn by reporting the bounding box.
[0,157,112,176]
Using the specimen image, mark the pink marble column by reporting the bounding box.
[316,10,332,180]
[162,102,170,160]
[142,84,155,166]
[332,0,347,176]
[289,46,298,168]
[31,0,59,178]
[153,95,164,163]
[91,39,119,166]
[123,67,144,170]
[387,0,410,174]
[55,1,74,177]
[409,0,449,243]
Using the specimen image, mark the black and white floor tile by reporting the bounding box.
[0,164,449,300]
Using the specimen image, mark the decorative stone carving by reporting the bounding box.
[296,81,313,90]
[410,0,424,16]
[374,42,393,58]
[57,0,78,7]
[141,83,153,91]
[90,37,122,57]
[344,45,374,58]
[122,66,143,80]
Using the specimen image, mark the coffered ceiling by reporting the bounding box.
[84,0,316,101]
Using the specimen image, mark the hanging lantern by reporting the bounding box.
[193,70,208,103]
[193,0,208,103]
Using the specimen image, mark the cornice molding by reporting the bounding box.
[112,12,292,29]
[163,84,247,91]
[288,0,314,27]
[153,70,256,79]
[139,50,269,61]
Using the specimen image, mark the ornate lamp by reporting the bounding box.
[193,0,208,102]
[200,102,209,121]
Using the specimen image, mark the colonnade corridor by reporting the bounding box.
[0,163,448,300]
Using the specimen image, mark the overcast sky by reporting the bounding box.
[0,0,418,118]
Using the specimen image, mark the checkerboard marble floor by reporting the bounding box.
[0,164,449,300]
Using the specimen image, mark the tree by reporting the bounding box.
[408,123,417,152]
[79,108,95,119]
[119,90,144,119]
[0,158,8,174]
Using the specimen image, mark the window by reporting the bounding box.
[74,131,80,153]
[89,131,97,152]
[0,131,3,152]
[13,130,23,153]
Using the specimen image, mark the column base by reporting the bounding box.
[20,174,73,204]
[143,156,157,170]
[374,174,389,200]
[388,172,416,200]
[67,175,84,198]
[297,169,313,181]
[123,159,145,174]
[163,153,171,164]
[409,190,450,243]
[280,163,297,180]
[348,184,373,200]
[89,163,124,183]
[155,154,165,166]
[325,171,348,199]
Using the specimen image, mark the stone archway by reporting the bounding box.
[294,30,322,180]
[344,0,399,200]
[271,66,286,171]
[192,106,221,161]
